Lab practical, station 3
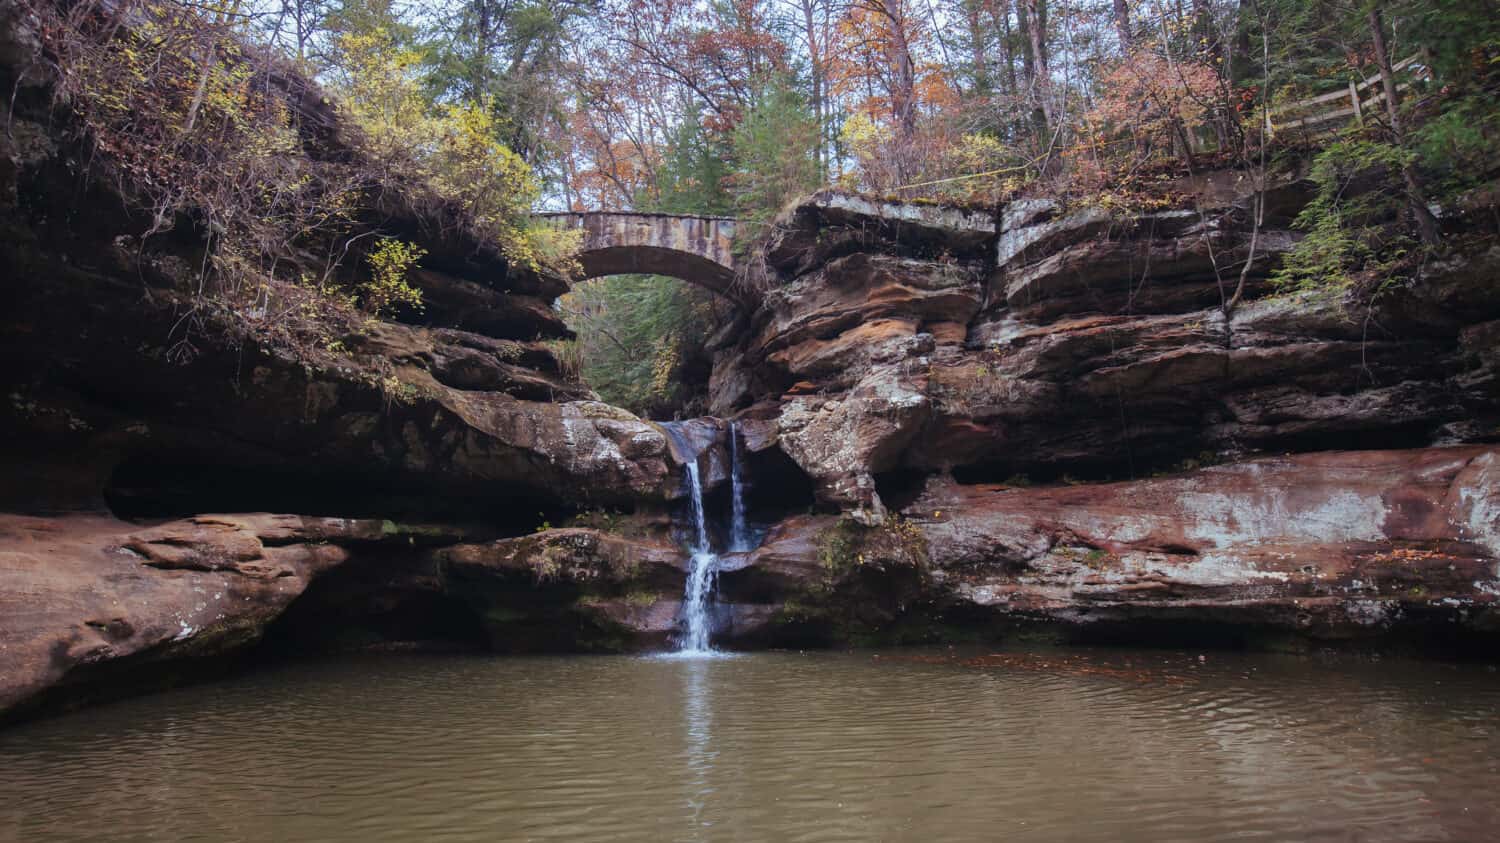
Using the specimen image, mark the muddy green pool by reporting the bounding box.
[2,648,1498,842]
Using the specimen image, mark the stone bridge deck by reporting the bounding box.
[537,212,743,302]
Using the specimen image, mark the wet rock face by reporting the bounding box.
[0,515,697,721]
[707,446,1500,649]
[436,527,691,652]
[0,513,434,722]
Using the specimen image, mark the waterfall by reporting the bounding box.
[682,457,711,554]
[658,420,757,655]
[659,421,720,655]
[678,457,717,654]
[728,422,751,552]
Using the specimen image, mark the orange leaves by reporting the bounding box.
[913,67,961,113]
[561,0,791,207]
[828,1,928,105]
[828,0,972,192]
[1091,48,1222,133]
[565,110,661,210]
[685,17,787,83]
[1065,44,1226,193]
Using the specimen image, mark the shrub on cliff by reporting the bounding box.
[29,1,357,299]
[1272,140,1417,295]
[326,24,577,274]
[13,0,572,356]
[361,237,425,316]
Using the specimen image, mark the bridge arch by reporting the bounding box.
[538,212,745,304]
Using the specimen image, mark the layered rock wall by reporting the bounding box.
[0,0,738,518]
[716,187,1500,518]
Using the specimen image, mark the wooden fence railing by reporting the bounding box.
[1264,53,1431,137]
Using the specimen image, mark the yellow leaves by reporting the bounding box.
[522,223,584,277]
[361,238,426,317]
[948,133,1009,171]
[426,101,552,270]
[649,331,681,398]
[431,101,538,216]
[333,29,435,162]
[332,41,564,274]
[839,111,888,158]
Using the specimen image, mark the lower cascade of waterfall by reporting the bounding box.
[660,422,755,656]
[678,457,717,654]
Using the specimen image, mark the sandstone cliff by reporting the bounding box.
[715,188,1500,518]
[3,0,1500,724]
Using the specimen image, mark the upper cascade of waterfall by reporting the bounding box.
[728,422,751,553]
[682,457,711,555]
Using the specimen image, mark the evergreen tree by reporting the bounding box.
[730,76,821,219]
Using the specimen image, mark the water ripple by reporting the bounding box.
[2,649,1499,842]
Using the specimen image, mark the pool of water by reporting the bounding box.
[2,647,1498,842]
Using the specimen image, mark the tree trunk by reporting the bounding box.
[1229,0,1252,85]
[799,0,825,175]
[965,0,992,94]
[1191,0,1230,148]
[1020,0,1051,147]
[993,0,1019,140]
[1017,0,1036,92]
[474,0,492,100]
[183,2,243,135]
[1192,0,1220,62]
[1113,0,1132,50]
[1368,5,1441,247]
[883,1,918,183]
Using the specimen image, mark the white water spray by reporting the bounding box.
[658,421,758,656]
[678,457,718,654]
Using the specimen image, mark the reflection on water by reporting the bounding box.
[682,658,714,835]
[2,647,1499,842]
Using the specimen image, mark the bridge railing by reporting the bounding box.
[1263,53,1431,140]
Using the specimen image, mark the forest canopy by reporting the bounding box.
[17,0,1500,414]
[244,0,1500,211]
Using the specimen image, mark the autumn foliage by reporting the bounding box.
[16,0,1499,410]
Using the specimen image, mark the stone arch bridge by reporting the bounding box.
[537,212,744,304]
